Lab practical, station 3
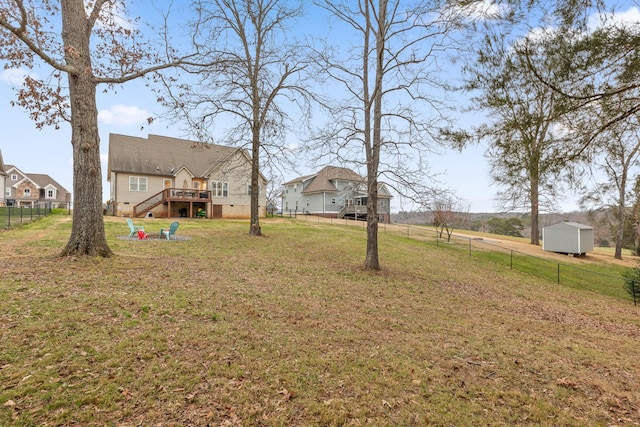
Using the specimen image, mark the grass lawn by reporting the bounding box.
[1,214,639,426]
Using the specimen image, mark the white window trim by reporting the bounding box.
[129,176,148,192]
[11,174,17,181]
[211,181,228,198]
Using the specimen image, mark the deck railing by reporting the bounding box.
[132,188,213,217]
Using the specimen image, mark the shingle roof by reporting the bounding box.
[3,164,69,194]
[26,173,69,193]
[108,133,240,177]
[302,166,365,194]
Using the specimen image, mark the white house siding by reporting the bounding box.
[282,183,306,214]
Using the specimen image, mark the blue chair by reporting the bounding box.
[160,221,179,240]
[127,218,144,237]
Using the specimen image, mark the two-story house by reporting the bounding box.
[0,150,6,206]
[107,133,267,219]
[281,166,393,223]
[1,152,71,208]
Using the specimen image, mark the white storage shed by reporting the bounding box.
[542,222,594,256]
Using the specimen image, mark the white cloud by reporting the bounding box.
[588,6,640,31]
[98,104,150,126]
[0,68,37,86]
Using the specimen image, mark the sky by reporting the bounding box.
[4,0,631,215]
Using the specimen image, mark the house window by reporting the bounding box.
[5,188,10,197]
[211,181,228,197]
[306,199,309,207]
[129,176,147,192]
[11,174,17,181]
[24,188,31,197]
[247,185,261,195]
[294,184,297,192]
[331,198,336,204]
[46,189,55,199]
[193,181,200,190]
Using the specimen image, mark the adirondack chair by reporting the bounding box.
[160,221,179,240]
[127,218,144,237]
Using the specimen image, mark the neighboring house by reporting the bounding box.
[107,133,267,219]
[266,199,278,216]
[281,166,393,223]
[2,160,71,208]
[0,150,6,206]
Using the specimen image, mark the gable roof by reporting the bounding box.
[283,166,365,194]
[284,165,392,198]
[108,133,243,178]
[26,173,69,193]
[4,164,70,194]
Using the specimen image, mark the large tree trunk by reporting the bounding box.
[365,174,380,270]
[530,171,540,246]
[614,179,626,260]
[530,199,540,246]
[249,123,262,237]
[363,0,384,270]
[59,0,112,257]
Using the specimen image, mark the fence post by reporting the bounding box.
[510,250,513,269]
[469,239,472,256]
[557,264,560,284]
[7,206,10,228]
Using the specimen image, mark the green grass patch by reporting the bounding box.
[0,215,638,425]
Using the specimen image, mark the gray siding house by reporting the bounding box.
[0,150,6,206]
[108,133,267,219]
[281,166,393,223]
[542,222,594,256]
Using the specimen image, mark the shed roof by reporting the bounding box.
[544,221,593,230]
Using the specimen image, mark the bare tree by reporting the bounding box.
[581,109,640,260]
[313,0,471,269]
[430,194,469,242]
[0,0,190,256]
[160,0,313,236]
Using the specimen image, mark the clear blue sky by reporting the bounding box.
[6,1,633,214]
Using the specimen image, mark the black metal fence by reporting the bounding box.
[399,223,627,299]
[0,201,53,229]
[291,215,629,300]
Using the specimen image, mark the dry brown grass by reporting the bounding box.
[0,214,639,426]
